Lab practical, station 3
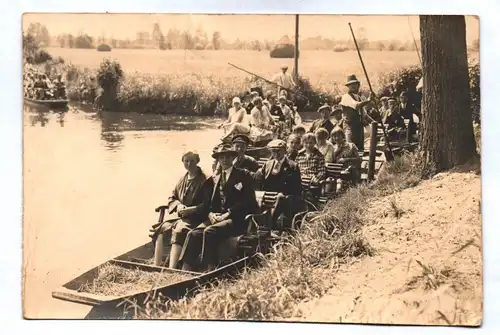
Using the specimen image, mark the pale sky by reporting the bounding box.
[22,14,479,43]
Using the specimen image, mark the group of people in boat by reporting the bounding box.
[148,70,423,273]
[23,66,67,101]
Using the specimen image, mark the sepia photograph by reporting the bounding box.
[22,13,482,325]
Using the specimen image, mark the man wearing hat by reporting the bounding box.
[340,74,376,152]
[252,139,303,229]
[331,105,344,129]
[179,144,258,272]
[232,134,260,172]
[309,104,335,135]
[384,97,407,141]
[273,64,297,99]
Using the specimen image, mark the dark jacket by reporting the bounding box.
[208,167,259,234]
[309,118,335,135]
[253,158,302,197]
[234,154,260,172]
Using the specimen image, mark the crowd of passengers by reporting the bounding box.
[148,73,422,273]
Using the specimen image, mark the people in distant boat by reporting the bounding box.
[179,144,258,272]
[149,151,213,269]
[23,68,67,101]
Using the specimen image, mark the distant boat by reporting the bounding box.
[24,97,69,110]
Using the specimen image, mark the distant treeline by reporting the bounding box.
[25,22,480,53]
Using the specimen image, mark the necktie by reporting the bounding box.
[219,171,226,206]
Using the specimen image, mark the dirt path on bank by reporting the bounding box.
[290,168,482,326]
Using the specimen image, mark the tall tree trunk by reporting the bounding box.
[419,15,477,171]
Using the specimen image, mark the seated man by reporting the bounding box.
[179,144,259,272]
[149,151,212,268]
[331,106,344,129]
[252,139,302,230]
[295,133,327,198]
[215,135,260,173]
[384,97,407,141]
[309,104,335,135]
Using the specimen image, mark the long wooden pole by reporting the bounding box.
[348,22,394,160]
[294,14,299,82]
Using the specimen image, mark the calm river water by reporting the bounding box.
[23,104,222,318]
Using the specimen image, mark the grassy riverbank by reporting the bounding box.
[131,152,439,320]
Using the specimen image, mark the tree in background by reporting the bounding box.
[74,33,93,49]
[212,31,221,50]
[419,15,477,171]
[356,27,369,50]
[152,22,163,48]
[27,22,50,46]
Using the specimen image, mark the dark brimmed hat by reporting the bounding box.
[267,139,287,149]
[212,144,238,159]
[345,74,360,86]
[232,134,250,146]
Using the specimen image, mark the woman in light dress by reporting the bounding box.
[248,97,276,143]
[219,97,251,142]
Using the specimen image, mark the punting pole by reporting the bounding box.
[348,22,394,161]
[294,14,300,82]
[368,122,378,181]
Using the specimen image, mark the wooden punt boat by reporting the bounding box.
[52,241,261,308]
[24,97,69,110]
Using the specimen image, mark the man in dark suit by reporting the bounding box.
[253,139,303,229]
[179,144,259,272]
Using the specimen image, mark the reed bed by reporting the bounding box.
[77,263,194,297]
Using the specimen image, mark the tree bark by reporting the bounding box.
[419,15,477,171]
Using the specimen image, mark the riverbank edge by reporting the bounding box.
[131,152,446,320]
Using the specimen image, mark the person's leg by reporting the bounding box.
[201,220,233,271]
[179,222,208,271]
[153,223,173,266]
[169,219,193,269]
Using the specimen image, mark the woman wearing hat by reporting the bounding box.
[339,74,376,152]
[149,151,213,268]
[248,97,276,143]
[219,96,252,142]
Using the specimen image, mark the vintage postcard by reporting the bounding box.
[22,13,482,324]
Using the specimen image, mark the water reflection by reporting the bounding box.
[25,102,222,153]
